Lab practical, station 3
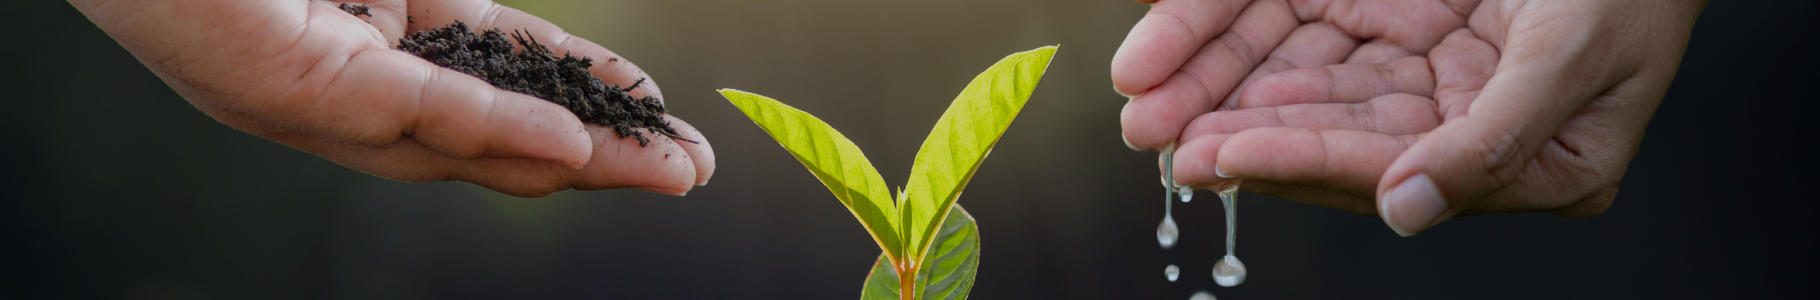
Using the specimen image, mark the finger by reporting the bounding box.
[407,0,661,101]
[265,131,573,197]
[664,115,716,186]
[1119,0,1297,150]
[1175,127,1416,200]
[268,124,702,197]
[1110,0,1253,96]
[1216,22,1357,111]
[313,49,594,168]
[1179,93,1440,143]
[1232,56,1435,109]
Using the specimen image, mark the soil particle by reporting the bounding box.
[338,3,372,17]
[396,21,687,146]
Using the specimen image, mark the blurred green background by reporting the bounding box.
[4,0,1817,299]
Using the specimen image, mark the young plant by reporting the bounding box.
[720,46,1056,300]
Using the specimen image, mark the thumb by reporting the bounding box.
[1375,60,1609,237]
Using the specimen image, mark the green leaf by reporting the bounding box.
[720,89,905,263]
[861,205,981,300]
[901,46,1055,263]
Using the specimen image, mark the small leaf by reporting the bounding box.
[901,46,1055,263]
[721,89,905,263]
[861,205,981,300]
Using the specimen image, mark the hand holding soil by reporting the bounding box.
[68,0,714,197]
[1113,0,1702,236]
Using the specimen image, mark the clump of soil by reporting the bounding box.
[396,21,686,146]
[337,3,371,17]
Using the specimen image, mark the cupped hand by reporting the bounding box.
[1114,0,1702,236]
[70,0,714,197]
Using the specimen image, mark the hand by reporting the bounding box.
[69,0,714,197]
[1113,0,1702,235]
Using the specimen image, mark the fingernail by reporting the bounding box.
[1117,88,1142,99]
[1214,164,1234,179]
[1123,132,1140,151]
[696,179,709,187]
[1380,173,1446,237]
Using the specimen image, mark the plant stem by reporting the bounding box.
[898,261,918,300]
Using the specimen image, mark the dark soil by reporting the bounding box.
[337,3,371,17]
[396,21,686,146]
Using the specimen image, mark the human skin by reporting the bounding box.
[1113,0,1703,236]
[67,0,715,197]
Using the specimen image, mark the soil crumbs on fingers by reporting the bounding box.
[396,21,686,146]
[338,3,372,17]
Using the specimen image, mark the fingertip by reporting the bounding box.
[1110,16,1179,97]
[663,115,715,186]
[1170,134,1231,186]
[1379,173,1449,237]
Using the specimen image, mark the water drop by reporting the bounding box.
[1156,214,1179,249]
[1189,290,1217,300]
[1164,264,1181,282]
[1179,186,1193,202]
[1212,255,1247,287]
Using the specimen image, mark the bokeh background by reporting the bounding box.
[4,0,1818,299]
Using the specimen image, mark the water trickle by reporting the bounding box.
[1164,264,1181,282]
[1189,290,1217,300]
[1157,145,1181,249]
[1211,181,1247,287]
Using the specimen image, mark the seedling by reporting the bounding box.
[720,46,1056,300]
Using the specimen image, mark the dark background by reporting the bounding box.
[4,0,1816,299]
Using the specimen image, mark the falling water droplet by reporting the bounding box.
[1212,255,1247,287]
[1189,290,1217,300]
[1164,264,1181,282]
[1156,214,1179,249]
[1179,186,1193,202]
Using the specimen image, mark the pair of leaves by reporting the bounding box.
[860,205,979,300]
[721,45,1055,300]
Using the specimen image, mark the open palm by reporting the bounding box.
[71,0,714,197]
[1113,0,1701,235]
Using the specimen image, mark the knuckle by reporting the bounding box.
[1474,125,1525,189]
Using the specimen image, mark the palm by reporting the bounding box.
[73,0,713,197]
